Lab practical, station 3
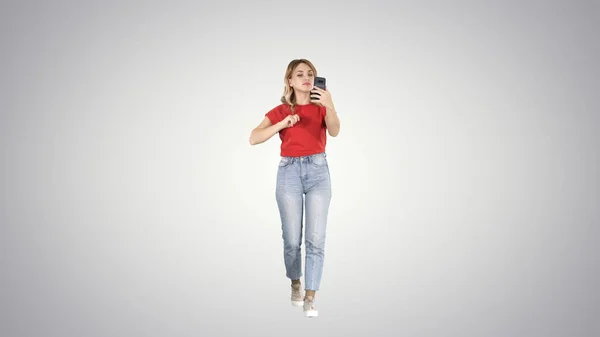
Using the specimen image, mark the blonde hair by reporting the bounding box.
[280,59,318,114]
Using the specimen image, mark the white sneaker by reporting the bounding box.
[291,283,303,307]
[303,296,318,318]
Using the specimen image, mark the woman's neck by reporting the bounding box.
[295,91,311,105]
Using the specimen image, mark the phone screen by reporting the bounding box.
[314,76,326,90]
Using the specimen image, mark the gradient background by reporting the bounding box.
[1,0,599,336]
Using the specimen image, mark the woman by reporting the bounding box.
[249,59,340,318]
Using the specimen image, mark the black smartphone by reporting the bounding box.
[311,76,326,101]
[314,76,326,90]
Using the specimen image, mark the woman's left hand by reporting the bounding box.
[310,87,334,110]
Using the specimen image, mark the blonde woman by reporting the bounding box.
[249,59,340,318]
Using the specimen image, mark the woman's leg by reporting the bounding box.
[275,158,304,282]
[303,153,332,297]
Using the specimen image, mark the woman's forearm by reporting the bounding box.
[249,123,283,145]
[325,106,340,137]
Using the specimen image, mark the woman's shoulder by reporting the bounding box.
[266,103,285,111]
[271,103,292,114]
[265,103,291,122]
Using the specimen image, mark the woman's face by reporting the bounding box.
[288,63,314,92]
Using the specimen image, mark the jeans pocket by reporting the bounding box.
[279,157,292,167]
[311,153,328,167]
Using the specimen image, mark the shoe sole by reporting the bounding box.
[292,301,304,307]
[304,310,318,318]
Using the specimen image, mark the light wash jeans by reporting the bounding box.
[276,152,331,291]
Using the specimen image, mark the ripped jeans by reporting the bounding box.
[276,152,331,291]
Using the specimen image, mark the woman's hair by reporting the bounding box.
[280,59,318,114]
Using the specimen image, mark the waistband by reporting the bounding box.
[281,152,326,159]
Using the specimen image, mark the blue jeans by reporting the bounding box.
[276,152,331,291]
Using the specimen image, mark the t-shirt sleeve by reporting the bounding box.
[265,105,283,125]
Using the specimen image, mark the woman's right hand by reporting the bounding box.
[278,114,300,129]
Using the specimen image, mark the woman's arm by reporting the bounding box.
[311,87,341,137]
[324,106,340,137]
[249,116,283,145]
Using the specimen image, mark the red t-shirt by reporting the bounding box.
[265,103,327,157]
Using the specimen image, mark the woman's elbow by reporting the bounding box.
[249,131,257,145]
[328,128,340,137]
